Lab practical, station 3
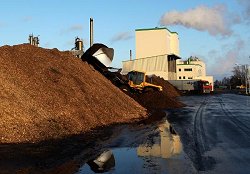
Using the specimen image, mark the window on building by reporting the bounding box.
[179,68,181,72]
[179,76,181,79]
[183,76,186,79]
[188,77,193,79]
[184,68,192,71]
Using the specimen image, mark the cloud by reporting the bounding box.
[61,24,83,35]
[67,25,83,32]
[207,38,245,79]
[111,31,133,43]
[237,0,250,23]
[160,5,240,36]
[23,16,32,22]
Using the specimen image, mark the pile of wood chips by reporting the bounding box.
[0,44,147,143]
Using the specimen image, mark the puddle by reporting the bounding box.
[76,120,193,174]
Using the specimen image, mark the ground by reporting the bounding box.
[2,94,250,174]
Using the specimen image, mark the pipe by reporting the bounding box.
[130,50,132,60]
[245,65,248,95]
[90,18,93,47]
[29,34,33,45]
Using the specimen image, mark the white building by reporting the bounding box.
[177,56,214,90]
[122,27,181,80]
[121,27,213,89]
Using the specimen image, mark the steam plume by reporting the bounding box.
[160,5,238,36]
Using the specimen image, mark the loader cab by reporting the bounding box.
[127,70,163,92]
[128,71,145,85]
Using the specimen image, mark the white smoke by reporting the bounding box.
[111,31,133,43]
[160,5,239,36]
[66,25,83,32]
[60,24,83,35]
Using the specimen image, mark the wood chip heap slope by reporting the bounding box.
[0,44,147,143]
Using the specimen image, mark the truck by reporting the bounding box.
[168,80,212,94]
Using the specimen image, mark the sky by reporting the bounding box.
[0,0,249,80]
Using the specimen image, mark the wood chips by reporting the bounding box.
[0,44,147,143]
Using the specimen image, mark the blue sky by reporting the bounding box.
[0,0,249,80]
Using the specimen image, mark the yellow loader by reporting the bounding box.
[127,70,163,92]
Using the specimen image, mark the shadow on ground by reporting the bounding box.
[0,111,166,174]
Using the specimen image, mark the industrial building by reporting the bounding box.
[177,56,214,90]
[71,37,84,58]
[122,27,181,80]
[28,34,39,47]
[177,57,206,79]
[122,27,214,90]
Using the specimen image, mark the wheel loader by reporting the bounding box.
[81,43,162,93]
[127,70,163,92]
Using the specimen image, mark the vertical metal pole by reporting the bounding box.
[90,18,93,47]
[248,58,250,94]
[130,50,132,60]
[246,64,249,95]
[245,65,248,95]
[248,76,250,94]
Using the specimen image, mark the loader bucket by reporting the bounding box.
[82,43,114,69]
[92,46,114,67]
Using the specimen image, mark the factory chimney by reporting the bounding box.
[90,17,93,47]
[28,34,39,47]
[29,34,34,45]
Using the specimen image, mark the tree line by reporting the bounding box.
[214,66,249,89]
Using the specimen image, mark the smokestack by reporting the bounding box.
[90,17,93,47]
[130,50,132,60]
[29,34,33,45]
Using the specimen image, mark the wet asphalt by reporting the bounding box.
[79,93,250,174]
[167,94,250,174]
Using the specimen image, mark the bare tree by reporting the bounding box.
[232,65,247,86]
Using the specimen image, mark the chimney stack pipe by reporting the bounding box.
[90,18,93,47]
[130,50,132,60]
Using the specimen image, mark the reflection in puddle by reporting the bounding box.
[87,150,115,173]
[77,120,188,174]
[137,121,182,159]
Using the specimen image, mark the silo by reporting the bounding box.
[75,37,83,51]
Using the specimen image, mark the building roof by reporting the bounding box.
[135,27,178,34]
[177,64,202,67]
[168,54,181,59]
[122,53,180,62]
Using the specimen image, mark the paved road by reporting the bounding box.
[167,94,250,173]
